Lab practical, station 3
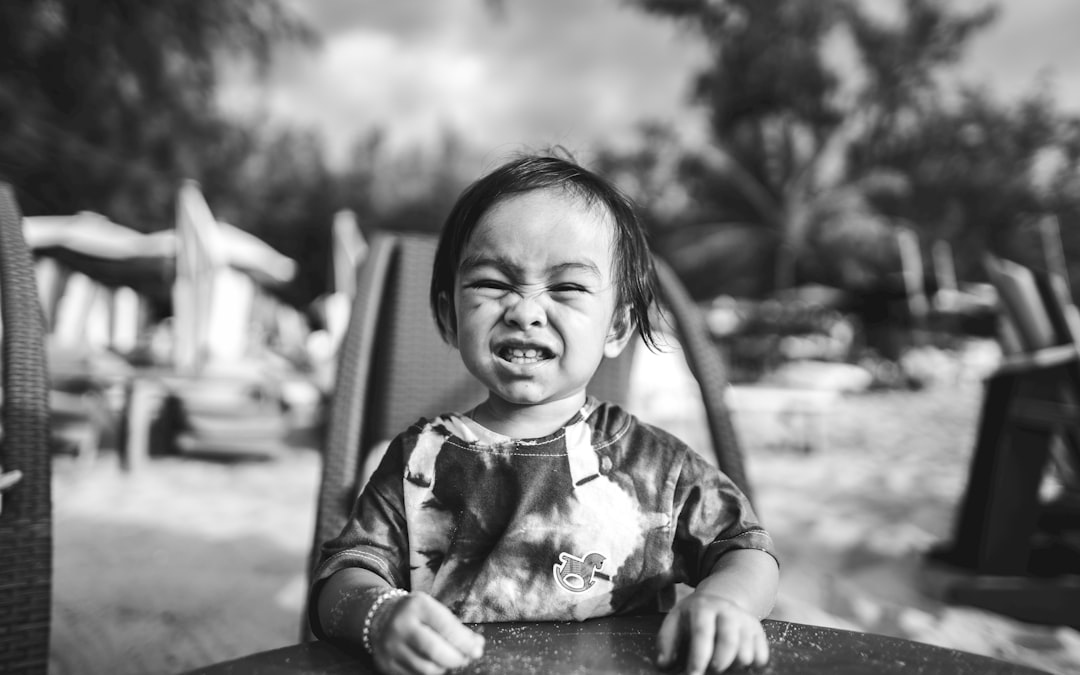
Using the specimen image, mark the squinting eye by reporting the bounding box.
[467,279,509,292]
[550,284,587,295]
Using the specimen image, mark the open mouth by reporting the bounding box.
[497,344,555,365]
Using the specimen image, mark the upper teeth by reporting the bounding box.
[512,348,538,358]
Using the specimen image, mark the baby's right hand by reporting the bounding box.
[370,591,485,675]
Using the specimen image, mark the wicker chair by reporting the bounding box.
[302,231,751,638]
[0,183,52,672]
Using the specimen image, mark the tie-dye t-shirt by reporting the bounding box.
[311,399,774,630]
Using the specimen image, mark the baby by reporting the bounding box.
[309,154,779,675]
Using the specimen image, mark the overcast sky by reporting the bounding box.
[220,0,1080,168]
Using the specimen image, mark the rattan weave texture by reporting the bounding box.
[0,183,52,674]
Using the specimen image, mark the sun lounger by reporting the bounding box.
[928,254,1080,628]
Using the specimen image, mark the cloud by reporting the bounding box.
[948,1,1080,110]
[223,0,709,164]
[222,0,1080,168]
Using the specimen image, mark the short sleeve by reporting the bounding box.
[671,450,776,584]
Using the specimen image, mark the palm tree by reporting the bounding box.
[634,0,995,296]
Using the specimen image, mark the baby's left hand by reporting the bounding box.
[656,590,769,674]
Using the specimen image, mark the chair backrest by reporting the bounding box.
[0,183,52,673]
[984,253,1080,356]
[303,231,750,636]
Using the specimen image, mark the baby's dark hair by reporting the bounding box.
[430,154,660,351]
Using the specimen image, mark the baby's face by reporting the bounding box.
[449,188,630,411]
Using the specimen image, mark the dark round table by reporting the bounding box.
[184,615,1050,674]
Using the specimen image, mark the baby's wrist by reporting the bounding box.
[693,590,754,616]
[362,587,410,654]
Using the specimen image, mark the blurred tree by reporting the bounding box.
[337,128,474,237]
[204,124,339,307]
[617,0,998,300]
[849,85,1080,287]
[1038,117,1080,285]
[0,0,314,230]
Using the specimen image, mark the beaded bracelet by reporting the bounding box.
[362,588,409,655]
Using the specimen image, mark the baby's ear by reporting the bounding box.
[436,292,459,348]
[604,305,635,358]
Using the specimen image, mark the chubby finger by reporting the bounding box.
[394,652,442,675]
[707,617,740,674]
[753,628,770,667]
[421,601,486,661]
[684,611,718,675]
[655,611,683,669]
[403,624,473,672]
[734,624,758,669]
[373,597,457,675]
[373,642,441,675]
[383,624,469,675]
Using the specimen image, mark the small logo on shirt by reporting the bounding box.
[553,551,609,592]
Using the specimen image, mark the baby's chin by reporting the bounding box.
[487,387,591,411]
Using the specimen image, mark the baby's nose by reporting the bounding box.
[503,293,547,328]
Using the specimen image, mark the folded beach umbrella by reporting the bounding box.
[24,212,177,307]
[24,189,301,370]
[23,199,297,299]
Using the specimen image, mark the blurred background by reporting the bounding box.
[5,0,1080,384]
[5,1,1080,673]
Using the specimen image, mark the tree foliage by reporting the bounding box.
[203,124,341,306]
[0,0,353,304]
[618,0,1079,303]
[0,0,314,229]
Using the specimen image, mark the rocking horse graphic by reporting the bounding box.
[553,551,609,592]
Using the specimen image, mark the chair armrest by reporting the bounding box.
[654,256,754,506]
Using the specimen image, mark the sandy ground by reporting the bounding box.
[48,342,1080,675]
